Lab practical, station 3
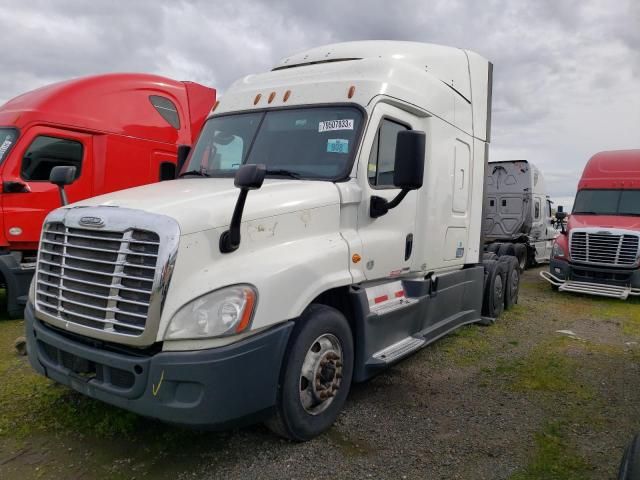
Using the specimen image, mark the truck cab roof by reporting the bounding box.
[579,150,640,190]
[216,41,492,142]
[0,73,215,145]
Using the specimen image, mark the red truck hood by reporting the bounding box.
[568,214,640,232]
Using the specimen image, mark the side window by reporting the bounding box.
[534,198,541,220]
[546,200,553,218]
[149,95,180,129]
[368,119,409,188]
[21,136,83,181]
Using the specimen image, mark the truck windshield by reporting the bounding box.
[0,128,18,164]
[573,189,640,216]
[183,106,364,180]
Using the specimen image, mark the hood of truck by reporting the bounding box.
[69,178,341,235]
[568,214,640,232]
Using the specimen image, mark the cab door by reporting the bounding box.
[1,126,93,245]
[356,104,419,280]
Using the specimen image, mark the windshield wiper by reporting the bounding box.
[265,168,302,179]
[179,169,210,178]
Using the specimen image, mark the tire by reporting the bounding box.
[266,304,354,441]
[482,259,507,318]
[499,255,520,309]
[619,434,640,480]
[487,243,501,254]
[497,243,516,257]
[483,252,498,262]
[513,244,528,271]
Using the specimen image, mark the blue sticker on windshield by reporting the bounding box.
[327,139,349,154]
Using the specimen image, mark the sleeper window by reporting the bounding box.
[21,136,83,181]
[534,199,541,219]
[368,119,409,188]
[150,95,180,129]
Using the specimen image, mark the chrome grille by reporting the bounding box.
[570,231,640,267]
[36,222,160,336]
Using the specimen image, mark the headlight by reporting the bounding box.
[552,241,565,258]
[165,285,257,340]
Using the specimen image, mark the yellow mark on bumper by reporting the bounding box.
[152,370,165,396]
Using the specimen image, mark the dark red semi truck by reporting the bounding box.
[541,150,640,299]
[0,74,215,317]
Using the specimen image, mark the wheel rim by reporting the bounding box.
[493,274,504,306]
[299,333,343,415]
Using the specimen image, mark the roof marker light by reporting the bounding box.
[211,100,220,113]
[253,94,262,105]
[283,90,291,102]
[348,85,356,99]
[268,91,276,104]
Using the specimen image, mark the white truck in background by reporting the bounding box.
[483,160,558,269]
[26,41,518,441]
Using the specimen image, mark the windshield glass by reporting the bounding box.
[183,106,364,180]
[573,189,640,216]
[0,128,18,164]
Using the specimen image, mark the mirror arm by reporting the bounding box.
[58,187,69,207]
[219,188,249,253]
[370,188,410,218]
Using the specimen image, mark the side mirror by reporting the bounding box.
[176,145,191,176]
[49,165,77,206]
[219,164,267,253]
[370,130,425,218]
[393,130,425,190]
[555,205,567,233]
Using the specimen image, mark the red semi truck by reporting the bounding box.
[541,150,640,299]
[0,74,215,317]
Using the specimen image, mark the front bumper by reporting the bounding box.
[26,303,293,428]
[541,259,640,299]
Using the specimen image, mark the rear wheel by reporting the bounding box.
[619,434,640,480]
[482,259,507,319]
[497,243,516,257]
[487,243,501,254]
[266,304,354,441]
[499,256,520,309]
[513,244,528,271]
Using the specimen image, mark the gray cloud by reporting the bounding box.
[0,0,638,202]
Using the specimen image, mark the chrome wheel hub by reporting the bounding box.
[299,334,343,415]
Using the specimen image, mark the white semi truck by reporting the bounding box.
[26,41,516,441]
[483,160,558,269]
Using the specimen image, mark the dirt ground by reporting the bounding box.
[1,267,639,479]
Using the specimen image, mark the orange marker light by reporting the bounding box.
[211,100,220,113]
[352,254,361,264]
[268,91,276,104]
[235,289,256,333]
[253,94,262,105]
[348,85,356,99]
[283,90,291,102]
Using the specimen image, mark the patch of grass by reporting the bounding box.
[510,421,592,480]
[437,325,492,366]
[495,338,593,400]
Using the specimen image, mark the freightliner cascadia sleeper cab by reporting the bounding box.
[541,150,640,299]
[483,160,558,270]
[26,42,517,440]
[0,74,215,318]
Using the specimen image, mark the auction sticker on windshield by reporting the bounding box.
[319,119,354,133]
[327,139,349,154]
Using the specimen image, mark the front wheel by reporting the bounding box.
[266,304,354,441]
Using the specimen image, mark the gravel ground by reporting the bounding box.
[1,267,639,479]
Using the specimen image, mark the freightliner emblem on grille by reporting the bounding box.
[79,216,105,228]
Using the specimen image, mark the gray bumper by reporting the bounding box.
[542,259,640,299]
[26,303,293,428]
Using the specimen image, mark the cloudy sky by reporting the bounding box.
[1,0,638,208]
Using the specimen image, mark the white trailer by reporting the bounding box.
[26,41,517,440]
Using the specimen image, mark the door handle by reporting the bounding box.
[3,181,30,193]
[405,233,414,261]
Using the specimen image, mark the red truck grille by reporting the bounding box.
[570,231,640,267]
[35,222,159,336]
